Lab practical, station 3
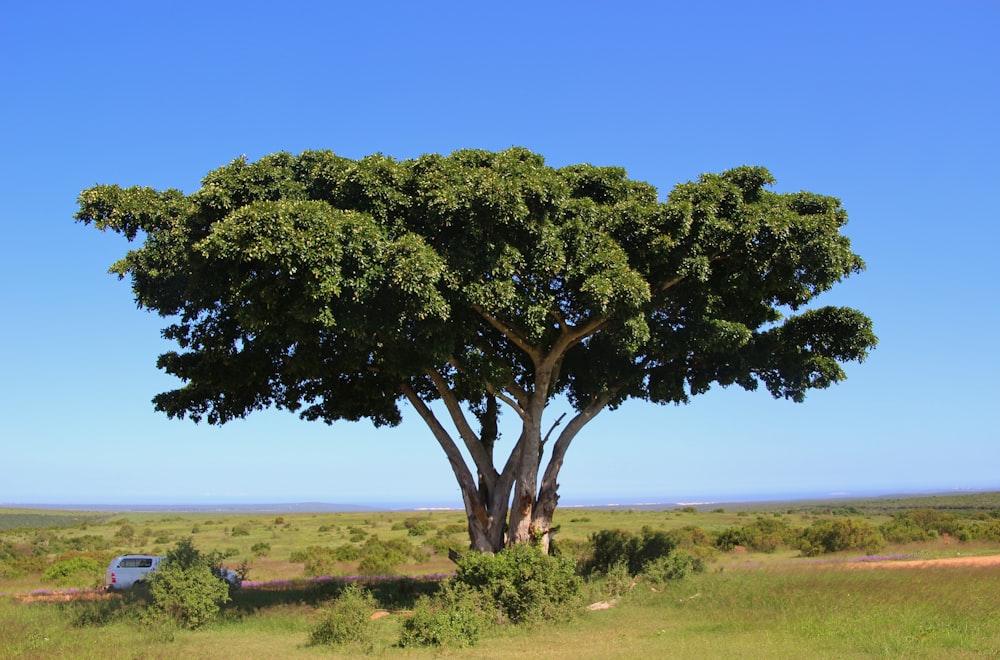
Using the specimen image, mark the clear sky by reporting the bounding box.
[1,1,997,508]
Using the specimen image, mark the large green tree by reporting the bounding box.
[76,148,876,552]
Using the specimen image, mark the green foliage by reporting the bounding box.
[880,508,959,544]
[0,538,47,577]
[586,527,680,576]
[601,560,635,598]
[455,543,582,624]
[641,551,704,585]
[113,522,135,542]
[798,518,885,556]
[0,511,105,531]
[357,536,412,576]
[41,557,102,586]
[230,523,251,537]
[308,583,378,648]
[291,545,352,577]
[715,516,798,553]
[290,537,424,577]
[148,538,231,628]
[250,542,271,558]
[392,517,435,536]
[964,520,1000,542]
[398,581,490,649]
[665,526,717,562]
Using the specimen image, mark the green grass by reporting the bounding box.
[1,494,999,657]
[2,563,997,658]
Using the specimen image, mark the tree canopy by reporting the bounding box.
[76,147,877,551]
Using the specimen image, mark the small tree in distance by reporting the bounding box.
[76,147,876,552]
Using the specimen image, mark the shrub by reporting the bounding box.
[959,520,1000,542]
[586,527,679,576]
[641,551,704,585]
[455,543,582,624]
[715,516,797,553]
[881,509,960,543]
[291,546,340,577]
[438,523,468,536]
[230,523,251,537]
[309,583,378,648]
[250,542,271,558]
[798,518,885,556]
[880,514,935,544]
[357,536,425,576]
[398,581,490,648]
[666,526,718,562]
[114,522,135,542]
[602,560,635,598]
[148,538,231,628]
[42,557,102,586]
[61,535,110,552]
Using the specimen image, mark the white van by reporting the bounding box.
[104,554,241,590]
[104,554,165,590]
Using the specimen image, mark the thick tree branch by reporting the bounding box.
[400,380,484,506]
[426,369,499,491]
[472,303,538,360]
[487,385,528,422]
[657,274,685,294]
[538,390,616,500]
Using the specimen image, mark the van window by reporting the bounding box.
[118,557,154,568]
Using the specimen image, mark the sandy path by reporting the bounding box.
[840,554,1000,570]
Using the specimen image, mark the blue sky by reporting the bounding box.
[1,1,997,508]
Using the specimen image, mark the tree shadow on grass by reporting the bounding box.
[228,576,445,613]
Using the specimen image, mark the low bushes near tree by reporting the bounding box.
[398,581,490,649]
[457,542,582,624]
[398,543,582,649]
[308,583,380,650]
[147,538,232,629]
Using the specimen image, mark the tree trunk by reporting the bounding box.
[507,420,542,545]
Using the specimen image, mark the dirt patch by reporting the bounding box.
[839,554,1000,570]
[11,589,113,603]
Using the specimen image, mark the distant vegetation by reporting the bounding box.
[1,492,998,656]
[0,511,108,531]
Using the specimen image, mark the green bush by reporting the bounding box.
[398,581,490,648]
[641,551,704,585]
[292,545,342,577]
[880,514,935,544]
[60,535,110,552]
[357,536,424,576]
[114,522,135,542]
[455,543,582,624]
[715,516,797,553]
[880,509,960,543]
[666,526,718,562]
[148,538,231,629]
[602,560,634,598]
[42,557,102,586]
[798,518,885,556]
[230,523,251,537]
[586,527,680,576]
[309,583,379,648]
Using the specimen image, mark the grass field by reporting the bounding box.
[1,493,999,657]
